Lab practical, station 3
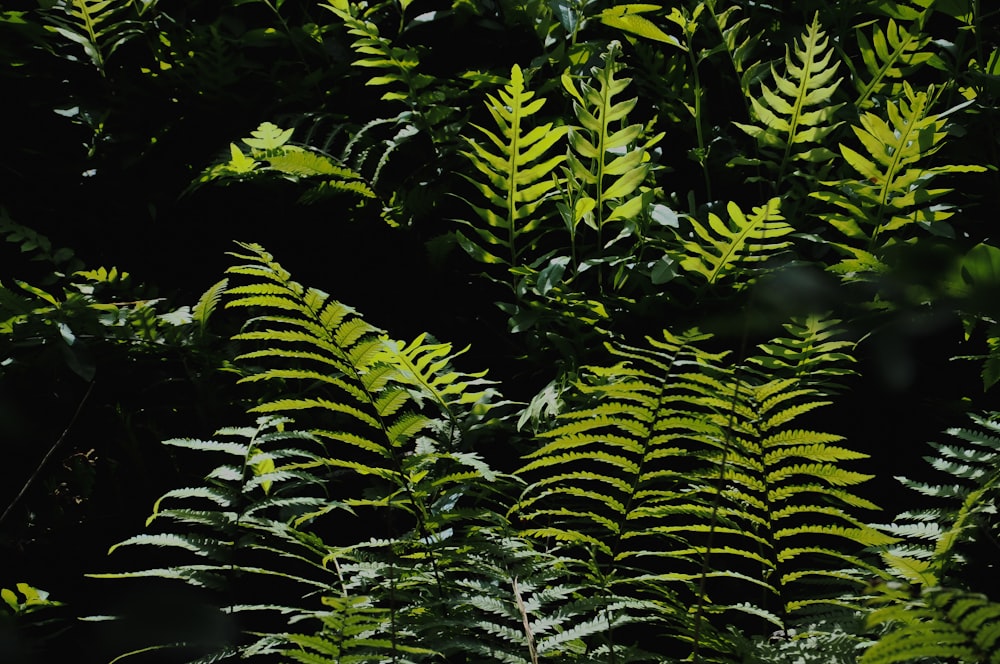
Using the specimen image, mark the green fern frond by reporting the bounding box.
[854,18,940,109]
[747,314,856,385]
[321,0,433,105]
[862,587,1000,664]
[677,197,792,288]
[732,14,844,189]
[457,64,568,272]
[197,122,375,202]
[563,41,662,246]
[514,317,880,657]
[42,0,142,73]
[812,83,986,271]
[190,278,228,335]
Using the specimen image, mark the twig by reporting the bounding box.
[1,379,96,527]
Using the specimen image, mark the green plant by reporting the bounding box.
[7,1,1000,662]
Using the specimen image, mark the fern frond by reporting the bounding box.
[812,82,987,271]
[862,587,1000,664]
[747,314,856,386]
[677,197,792,288]
[881,412,1000,588]
[457,64,568,271]
[321,0,433,105]
[563,41,661,247]
[854,18,940,109]
[197,122,375,202]
[42,0,142,73]
[732,13,844,190]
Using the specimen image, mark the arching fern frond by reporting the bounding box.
[98,243,509,661]
[879,412,1000,588]
[677,197,792,289]
[732,14,844,192]
[93,415,339,596]
[456,64,568,273]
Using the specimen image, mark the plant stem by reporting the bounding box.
[0,379,96,527]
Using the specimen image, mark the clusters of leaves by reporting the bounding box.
[4,0,1000,663]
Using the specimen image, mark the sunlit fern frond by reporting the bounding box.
[97,243,508,661]
[226,242,499,484]
[513,326,729,559]
[732,13,845,191]
[456,64,568,273]
[861,586,1000,664]
[562,41,661,245]
[677,197,792,289]
[513,321,887,655]
[853,17,941,109]
[195,122,376,202]
[811,82,986,275]
[41,0,143,73]
[321,0,433,106]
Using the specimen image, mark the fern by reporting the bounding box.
[561,41,662,280]
[812,82,987,275]
[41,0,144,73]
[513,316,889,656]
[732,14,845,192]
[862,587,1000,664]
[196,122,376,202]
[676,197,792,289]
[745,315,856,387]
[853,17,941,109]
[456,64,568,275]
[861,413,1000,663]
[97,242,512,660]
[879,412,1000,587]
[321,0,434,108]
[282,594,438,663]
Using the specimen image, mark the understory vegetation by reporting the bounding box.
[2,0,1000,661]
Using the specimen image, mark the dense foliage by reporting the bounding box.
[2,0,1000,662]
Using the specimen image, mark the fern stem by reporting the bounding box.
[686,41,713,201]
[512,576,540,664]
[690,303,756,663]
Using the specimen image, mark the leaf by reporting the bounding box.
[192,278,228,333]
[599,5,682,48]
[243,122,294,151]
